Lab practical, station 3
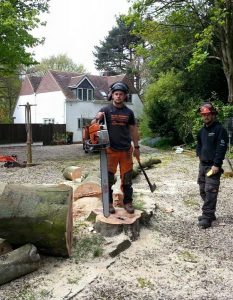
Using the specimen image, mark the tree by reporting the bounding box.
[129,0,233,102]
[0,75,21,123]
[93,16,143,91]
[25,54,86,75]
[0,0,49,76]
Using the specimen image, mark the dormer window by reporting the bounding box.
[77,88,93,101]
[71,88,93,101]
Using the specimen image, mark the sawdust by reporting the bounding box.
[0,144,233,299]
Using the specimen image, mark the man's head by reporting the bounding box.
[108,82,129,103]
[198,103,217,126]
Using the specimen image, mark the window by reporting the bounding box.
[77,118,92,129]
[43,118,55,124]
[77,88,93,101]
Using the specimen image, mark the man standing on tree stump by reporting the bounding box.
[92,82,140,214]
[196,103,228,229]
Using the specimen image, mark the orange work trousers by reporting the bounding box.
[106,147,133,204]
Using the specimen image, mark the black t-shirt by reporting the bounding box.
[99,104,136,150]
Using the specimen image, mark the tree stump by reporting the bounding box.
[0,244,40,285]
[93,208,142,241]
[0,183,73,257]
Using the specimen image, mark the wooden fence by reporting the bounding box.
[0,124,66,145]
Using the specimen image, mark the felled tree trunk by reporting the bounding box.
[132,157,161,178]
[63,166,82,181]
[0,183,73,257]
[0,244,40,285]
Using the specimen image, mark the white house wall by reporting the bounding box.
[13,94,35,123]
[66,95,144,142]
[13,91,66,124]
[35,91,65,124]
[66,100,108,142]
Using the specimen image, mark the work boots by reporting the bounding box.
[109,203,115,214]
[198,214,216,221]
[197,217,212,229]
[124,203,135,214]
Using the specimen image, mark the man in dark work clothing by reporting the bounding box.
[92,82,140,215]
[196,103,228,229]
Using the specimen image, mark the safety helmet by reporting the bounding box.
[198,103,218,115]
[107,82,129,100]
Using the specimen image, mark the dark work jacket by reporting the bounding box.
[196,121,228,167]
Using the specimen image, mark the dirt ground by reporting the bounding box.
[0,144,233,300]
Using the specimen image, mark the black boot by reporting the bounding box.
[197,218,212,229]
[198,214,216,221]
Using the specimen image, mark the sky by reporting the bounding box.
[33,0,130,74]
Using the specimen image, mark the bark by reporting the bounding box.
[63,166,82,181]
[0,244,40,285]
[0,183,73,257]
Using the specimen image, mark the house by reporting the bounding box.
[13,71,144,142]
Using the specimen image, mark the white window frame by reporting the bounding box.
[77,88,93,101]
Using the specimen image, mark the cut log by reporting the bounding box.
[132,157,161,178]
[93,208,142,241]
[0,183,73,257]
[0,244,40,285]
[74,175,102,200]
[0,238,13,256]
[63,166,82,181]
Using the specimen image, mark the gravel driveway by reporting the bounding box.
[0,145,233,300]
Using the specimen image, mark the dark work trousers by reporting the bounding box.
[197,164,222,219]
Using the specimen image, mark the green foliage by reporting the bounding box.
[190,99,233,143]
[0,0,49,75]
[151,137,175,149]
[52,132,66,145]
[127,0,233,102]
[0,75,21,123]
[140,70,189,141]
[26,54,86,75]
